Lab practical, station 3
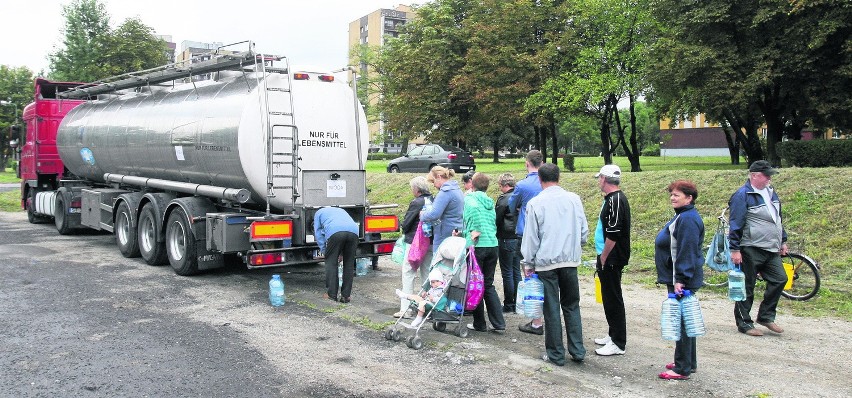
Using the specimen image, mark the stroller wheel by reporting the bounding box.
[455,324,469,338]
[406,335,424,350]
[433,322,447,332]
[384,326,394,341]
[392,327,404,342]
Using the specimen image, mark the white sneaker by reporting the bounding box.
[595,341,625,356]
[594,335,612,345]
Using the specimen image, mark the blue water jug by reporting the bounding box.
[515,277,527,315]
[728,266,746,301]
[523,274,544,319]
[422,198,434,237]
[356,258,371,276]
[447,300,464,314]
[269,274,285,307]
[682,290,706,337]
[661,293,681,341]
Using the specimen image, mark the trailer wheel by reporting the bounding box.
[166,208,199,276]
[27,189,48,224]
[115,202,140,258]
[54,194,73,235]
[138,203,167,265]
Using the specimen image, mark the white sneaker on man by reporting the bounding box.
[595,341,625,356]
[594,335,612,346]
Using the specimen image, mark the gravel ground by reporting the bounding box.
[1,210,849,397]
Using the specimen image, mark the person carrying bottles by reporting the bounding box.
[520,163,589,365]
[593,164,631,357]
[313,206,360,304]
[509,150,545,335]
[494,173,520,313]
[728,160,788,337]
[394,176,435,318]
[654,180,705,380]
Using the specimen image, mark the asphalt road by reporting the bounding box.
[1,211,850,397]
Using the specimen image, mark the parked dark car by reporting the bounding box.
[386,144,476,173]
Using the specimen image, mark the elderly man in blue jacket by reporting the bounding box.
[314,207,360,303]
[728,160,788,336]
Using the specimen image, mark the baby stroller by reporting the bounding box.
[384,237,476,350]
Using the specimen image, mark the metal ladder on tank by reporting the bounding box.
[254,55,299,217]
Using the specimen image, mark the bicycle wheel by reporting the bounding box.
[703,264,729,287]
[780,252,820,301]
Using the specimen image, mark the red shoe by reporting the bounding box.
[658,371,689,380]
[666,363,697,372]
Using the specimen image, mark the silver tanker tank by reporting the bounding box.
[56,70,369,210]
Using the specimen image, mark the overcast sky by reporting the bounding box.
[1,0,422,75]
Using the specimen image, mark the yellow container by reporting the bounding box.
[783,262,794,290]
[594,273,603,304]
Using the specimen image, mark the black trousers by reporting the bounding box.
[598,255,627,350]
[471,246,505,330]
[324,231,359,300]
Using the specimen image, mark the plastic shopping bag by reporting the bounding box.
[391,237,407,265]
[464,248,485,311]
[406,221,430,270]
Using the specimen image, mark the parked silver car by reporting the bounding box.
[386,144,476,173]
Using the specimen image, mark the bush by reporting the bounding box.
[366,152,399,161]
[778,139,852,167]
[641,143,660,156]
[562,153,576,172]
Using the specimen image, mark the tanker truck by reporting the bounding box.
[21,46,398,276]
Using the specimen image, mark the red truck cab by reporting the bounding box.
[19,79,84,215]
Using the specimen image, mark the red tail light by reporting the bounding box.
[448,153,457,160]
[470,154,475,161]
[250,253,284,265]
[374,242,395,254]
[293,73,310,80]
[318,75,334,82]
[70,199,82,208]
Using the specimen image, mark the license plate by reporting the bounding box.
[68,208,81,214]
[459,166,470,170]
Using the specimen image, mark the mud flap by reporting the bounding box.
[196,239,224,271]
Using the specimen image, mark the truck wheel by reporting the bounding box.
[54,194,73,235]
[166,208,200,276]
[115,202,140,258]
[27,189,48,224]
[138,204,167,265]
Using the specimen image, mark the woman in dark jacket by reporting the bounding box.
[394,176,434,318]
[655,180,705,380]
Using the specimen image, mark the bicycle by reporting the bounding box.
[703,208,821,301]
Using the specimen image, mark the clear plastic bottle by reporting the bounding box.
[269,274,285,307]
[421,198,434,237]
[355,258,371,276]
[681,290,706,337]
[728,265,746,301]
[447,300,464,314]
[338,263,343,287]
[661,293,681,341]
[523,274,544,319]
[515,277,527,315]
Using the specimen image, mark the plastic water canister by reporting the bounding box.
[661,293,681,341]
[338,264,343,287]
[422,198,433,237]
[447,300,464,314]
[356,258,371,276]
[269,274,285,307]
[523,274,544,319]
[728,266,746,301]
[681,290,706,337]
[515,278,527,315]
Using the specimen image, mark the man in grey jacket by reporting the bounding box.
[521,163,589,365]
[729,160,788,336]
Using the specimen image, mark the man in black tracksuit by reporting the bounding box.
[592,165,631,356]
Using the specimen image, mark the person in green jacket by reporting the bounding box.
[461,172,505,333]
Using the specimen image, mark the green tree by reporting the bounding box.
[0,65,35,171]
[649,0,852,165]
[49,0,168,82]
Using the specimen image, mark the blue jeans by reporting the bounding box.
[498,238,521,307]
